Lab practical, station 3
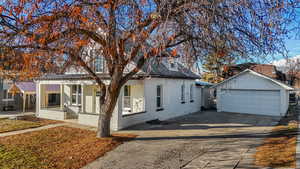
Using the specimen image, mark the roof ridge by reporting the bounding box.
[212,69,293,90]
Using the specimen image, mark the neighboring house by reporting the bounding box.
[222,63,286,82]
[0,81,60,112]
[36,57,202,131]
[286,71,300,93]
[7,82,60,112]
[213,69,293,116]
[0,80,23,111]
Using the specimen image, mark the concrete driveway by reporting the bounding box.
[83,110,280,169]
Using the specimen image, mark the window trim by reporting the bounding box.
[181,83,185,104]
[156,85,163,109]
[94,57,104,73]
[71,85,82,106]
[2,89,14,101]
[123,85,131,111]
[92,48,105,73]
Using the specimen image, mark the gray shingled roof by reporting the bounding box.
[140,59,199,79]
[39,73,146,81]
[38,58,199,81]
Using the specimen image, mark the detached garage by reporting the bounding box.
[213,69,293,116]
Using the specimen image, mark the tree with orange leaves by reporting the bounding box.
[0,0,298,137]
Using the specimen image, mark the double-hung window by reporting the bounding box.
[71,85,82,105]
[190,84,194,102]
[94,56,104,73]
[181,84,185,103]
[91,48,105,73]
[123,85,131,110]
[156,85,163,109]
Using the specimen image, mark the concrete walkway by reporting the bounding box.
[83,110,279,169]
[0,123,65,137]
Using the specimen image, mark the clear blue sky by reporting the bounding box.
[266,38,300,64]
[284,39,300,58]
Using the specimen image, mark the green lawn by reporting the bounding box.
[0,126,136,169]
[0,116,60,133]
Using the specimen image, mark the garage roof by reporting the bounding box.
[212,69,293,90]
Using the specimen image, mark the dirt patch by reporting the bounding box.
[254,106,299,168]
[0,126,136,169]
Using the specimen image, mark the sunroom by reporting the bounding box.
[36,77,146,131]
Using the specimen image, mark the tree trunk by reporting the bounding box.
[97,112,111,137]
[97,97,116,137]
[96,84,121,138]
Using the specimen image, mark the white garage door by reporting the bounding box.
[220,89,280,116]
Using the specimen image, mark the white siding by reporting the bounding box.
[38,109,65,120]
[217,73,280,90]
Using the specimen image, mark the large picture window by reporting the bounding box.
[156,85,163,108]
[71,85,82,105]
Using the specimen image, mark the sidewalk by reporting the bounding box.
[0,123,65,137]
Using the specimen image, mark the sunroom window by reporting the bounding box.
[122,84,145,116]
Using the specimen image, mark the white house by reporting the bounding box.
[213,69,293,117]
[36,57,201,131]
